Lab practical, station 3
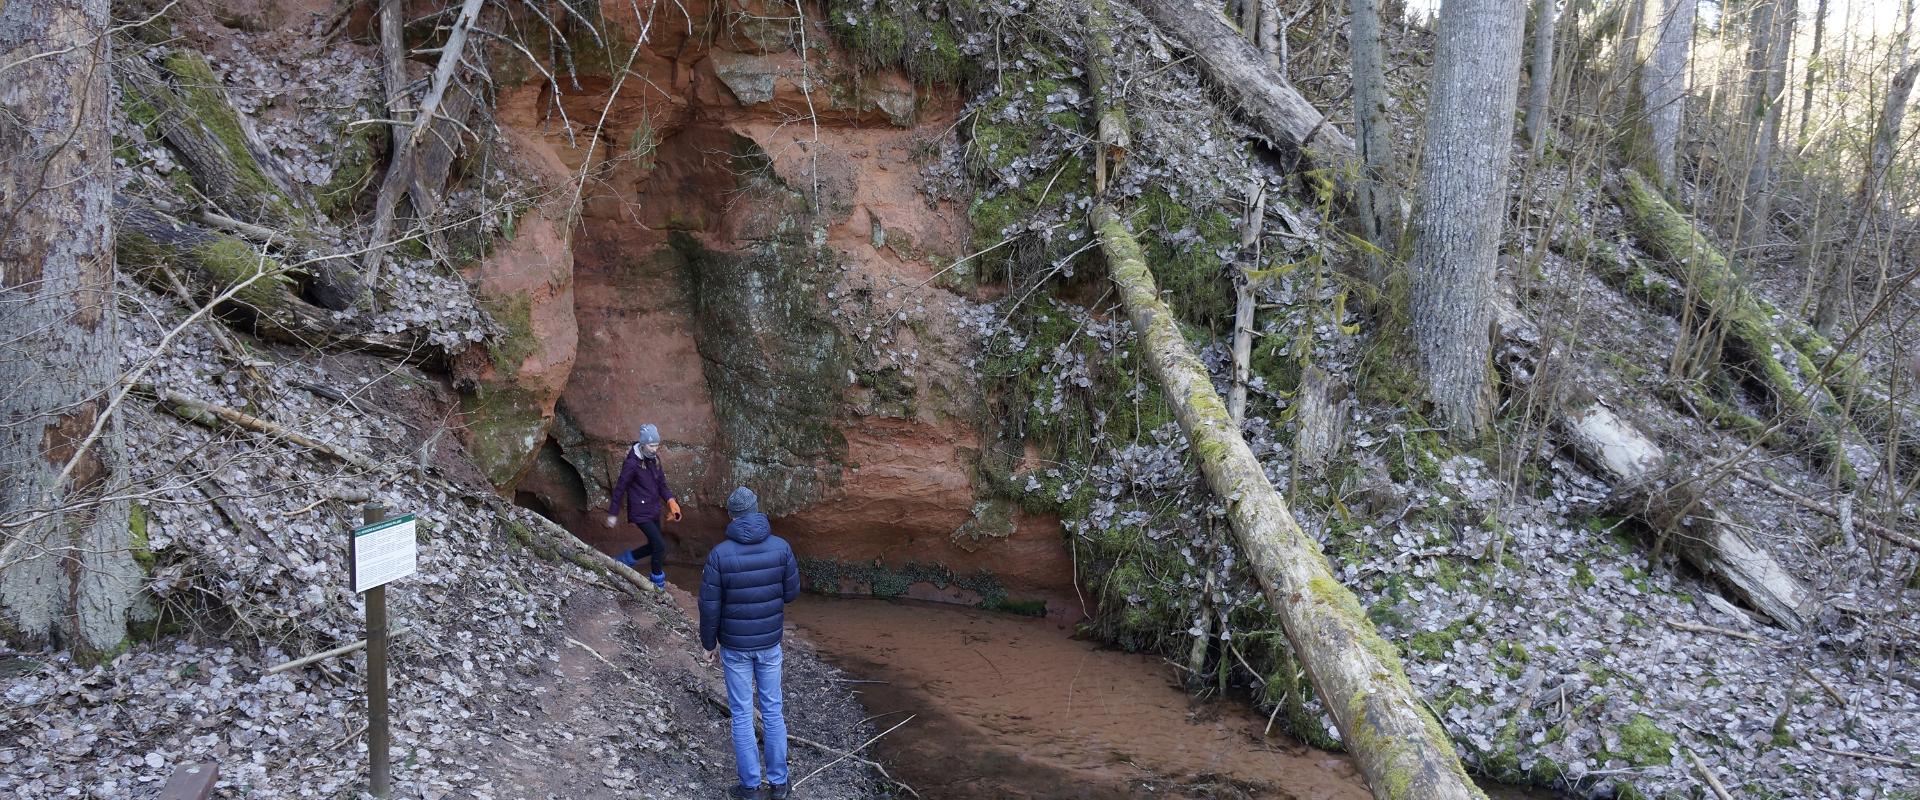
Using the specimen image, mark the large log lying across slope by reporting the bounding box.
[1492,304,1818,630]
[1608,170,1863,483]
[1095,205,1485,800]
[1133,0,1364,184]
[1611,170,1920,480]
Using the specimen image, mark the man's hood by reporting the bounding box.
[725,512,771,545]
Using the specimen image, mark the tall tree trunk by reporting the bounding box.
[1814,59,1918,334]
[0,0,140,654]
[1350,0,1400,283]
[1095,206,1487,800]
[1641,0,1699,185]
[1526,0,1559,157]
[1795,0,1829,150]
[1609,0,1649,112]
[1410,0,1528,437]
[1739,0,1797,250]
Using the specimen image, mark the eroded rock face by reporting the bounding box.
[451,128,579,489]
[494,1,1074,611]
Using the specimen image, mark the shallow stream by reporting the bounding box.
[784,595,1558,800]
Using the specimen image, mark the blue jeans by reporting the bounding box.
[721,645,788,788]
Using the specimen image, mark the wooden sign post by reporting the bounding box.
[352,504,417,798]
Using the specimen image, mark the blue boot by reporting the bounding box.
[614,549,638,568]
[649,571,667,588]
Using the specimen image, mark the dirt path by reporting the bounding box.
[450,585,888,800]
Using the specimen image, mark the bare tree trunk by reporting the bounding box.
[1814,58,1918,334]
[1088,0,1131,196]
[1796,0,1829,150]
[1095,206,1486,800]
[0,0,141,654]
[1410,0,1528,437]
[1641,0,1699,185]
[1229,189,1266,424]
[1608,0,1649,112]
[1258,0,1283,70]
[1739,0,1797,250]
[1526,0,1559,157]
[1350,0,1400,283]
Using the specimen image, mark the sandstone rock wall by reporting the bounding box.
[485,0,1075,613]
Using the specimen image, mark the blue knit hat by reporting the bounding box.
[636,424,660,446]
[726,486,759,518]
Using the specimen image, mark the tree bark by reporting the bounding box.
[1641,0,1698,185]
[1738,0,1797,250]
[0,0,141,654]
[1349,0,1400,283]
[1409,0,1528,437]
[119,46,364,311]
[364,0,486,281]
[1132,0,1364,187]
[1087,0,1130,196]
[1095,205,1486,800]
[1795,0,1829,150]
[1525,0,1558,157]
[1229,189,1265,424]
[1257,0,1283,70]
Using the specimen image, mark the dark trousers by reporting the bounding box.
[626,518,666,575]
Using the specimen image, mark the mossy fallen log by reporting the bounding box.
[1610,169,1861,485]
[117,198,425,361]
[1096,204,1485,800]
[119,45,364,310]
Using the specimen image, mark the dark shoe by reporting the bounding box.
[770,783,790,799]
[728,784,767,800]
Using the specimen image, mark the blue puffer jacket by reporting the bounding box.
[698,512,800,652]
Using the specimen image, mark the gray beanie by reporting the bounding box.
[636,424,661,446]
[725,486,759,518]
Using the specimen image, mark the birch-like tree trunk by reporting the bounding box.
[1095,206,1486,800]
[0,0,140,653]
[1739,0,1797,249]
[1641,0,1698,185]
[1795,0,1829,149]
[1350,0,1400,283]
[1525,0,1558,157]
[1409,0,1528,437]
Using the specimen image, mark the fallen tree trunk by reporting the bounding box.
[120,46,364,310]
[1096,205,1485,800]
[1491,303,1819,630]
[1610,169,1864,485]
[1131,0,1363,187]
[117,198,429,362]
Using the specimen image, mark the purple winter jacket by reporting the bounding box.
[608,446,675,524]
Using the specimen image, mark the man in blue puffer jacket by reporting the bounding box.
[700,487,800,800]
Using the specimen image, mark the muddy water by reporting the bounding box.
[787,597,1420,799]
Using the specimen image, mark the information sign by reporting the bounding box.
[351,513,417,593]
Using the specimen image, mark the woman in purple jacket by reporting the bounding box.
[604,423,680,587]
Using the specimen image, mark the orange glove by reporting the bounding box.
[666,498,683,522]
